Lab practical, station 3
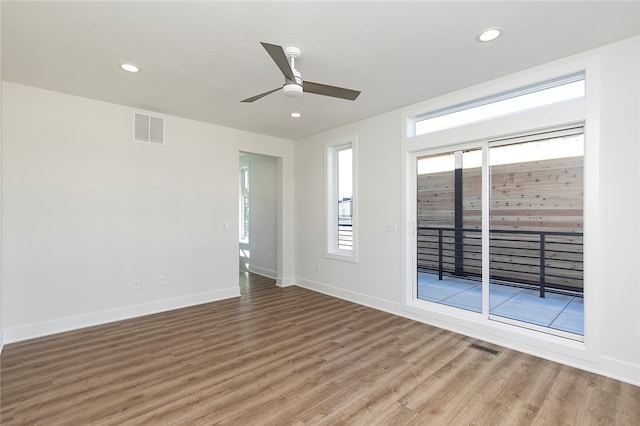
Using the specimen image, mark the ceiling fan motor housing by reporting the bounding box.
[283,68,303,97]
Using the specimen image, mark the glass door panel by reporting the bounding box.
[416,148,483,312]
[488,132,584,336]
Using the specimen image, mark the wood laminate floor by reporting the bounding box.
[1,272,638,425]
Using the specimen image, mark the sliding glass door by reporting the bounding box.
[416,127,584,338]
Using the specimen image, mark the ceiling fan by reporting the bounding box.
[241,42,361,103]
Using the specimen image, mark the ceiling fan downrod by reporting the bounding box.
[283,46,303,97]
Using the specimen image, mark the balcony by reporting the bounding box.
[417,273,583,335]
[417,226,584,335]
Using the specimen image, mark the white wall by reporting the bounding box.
[294,113,402,305]
[596,36,640,378]
[1,82,293,342]
[239,153,278,279]
[0,1,4,352]
[293,36,640,385]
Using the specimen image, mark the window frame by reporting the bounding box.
[239,162,250,245]
[325,135,358,262]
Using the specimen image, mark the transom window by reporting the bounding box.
[412,72,585,136]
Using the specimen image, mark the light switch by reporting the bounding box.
[385,223,398,232]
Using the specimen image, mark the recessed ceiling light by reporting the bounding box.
[478,28,502,42]
[290,112,302,118]
[120,63,140,73]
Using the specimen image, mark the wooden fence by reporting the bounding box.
[417,156,583,291]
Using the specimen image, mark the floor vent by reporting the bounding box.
[469,343,501,355]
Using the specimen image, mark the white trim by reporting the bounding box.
[324,135,359,262]
[295,277,401,313]
[239,161,250,245]
[247,265,277,280]
[489,314,583,342]
[236,149,293,299]
[414,71,585,122]
[401,57,594,127]
[3,287,240,344]
[580,58,601,361]
[276,275,295,287]
[401,150,414,309]
[413,73,585,135]
[599,356,640,385]
[481,145,490,318]
[406,97,585,153]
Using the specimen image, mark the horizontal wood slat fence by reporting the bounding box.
[418,156,583,294]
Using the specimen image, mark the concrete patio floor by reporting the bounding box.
[417,272,583,335]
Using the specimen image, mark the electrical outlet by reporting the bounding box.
[315,263,320,271]
[160,276,166,286]
[132,279,141,289]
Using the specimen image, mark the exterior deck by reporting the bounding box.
[417,272,583,335]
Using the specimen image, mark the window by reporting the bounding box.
[239,163,250,244]
[326,137,358,261]
[412,72,585,136]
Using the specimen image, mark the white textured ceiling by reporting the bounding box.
[3,1,639,140]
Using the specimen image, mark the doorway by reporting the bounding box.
[238,153,279,281]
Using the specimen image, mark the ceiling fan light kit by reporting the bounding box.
[241,42,361,103]
[283,83,303,97]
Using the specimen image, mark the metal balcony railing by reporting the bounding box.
[338,224,353,249]
[418,226,583,298]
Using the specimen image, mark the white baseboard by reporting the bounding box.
[247,265,277,279]
[294,277,402,313]
[3,287,240,344]
[599,356,640,386]
[276,275,295,287]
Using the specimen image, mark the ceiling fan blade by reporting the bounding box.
[241,87,281,103]
[260,42,296,82]
[303,81,361,101]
